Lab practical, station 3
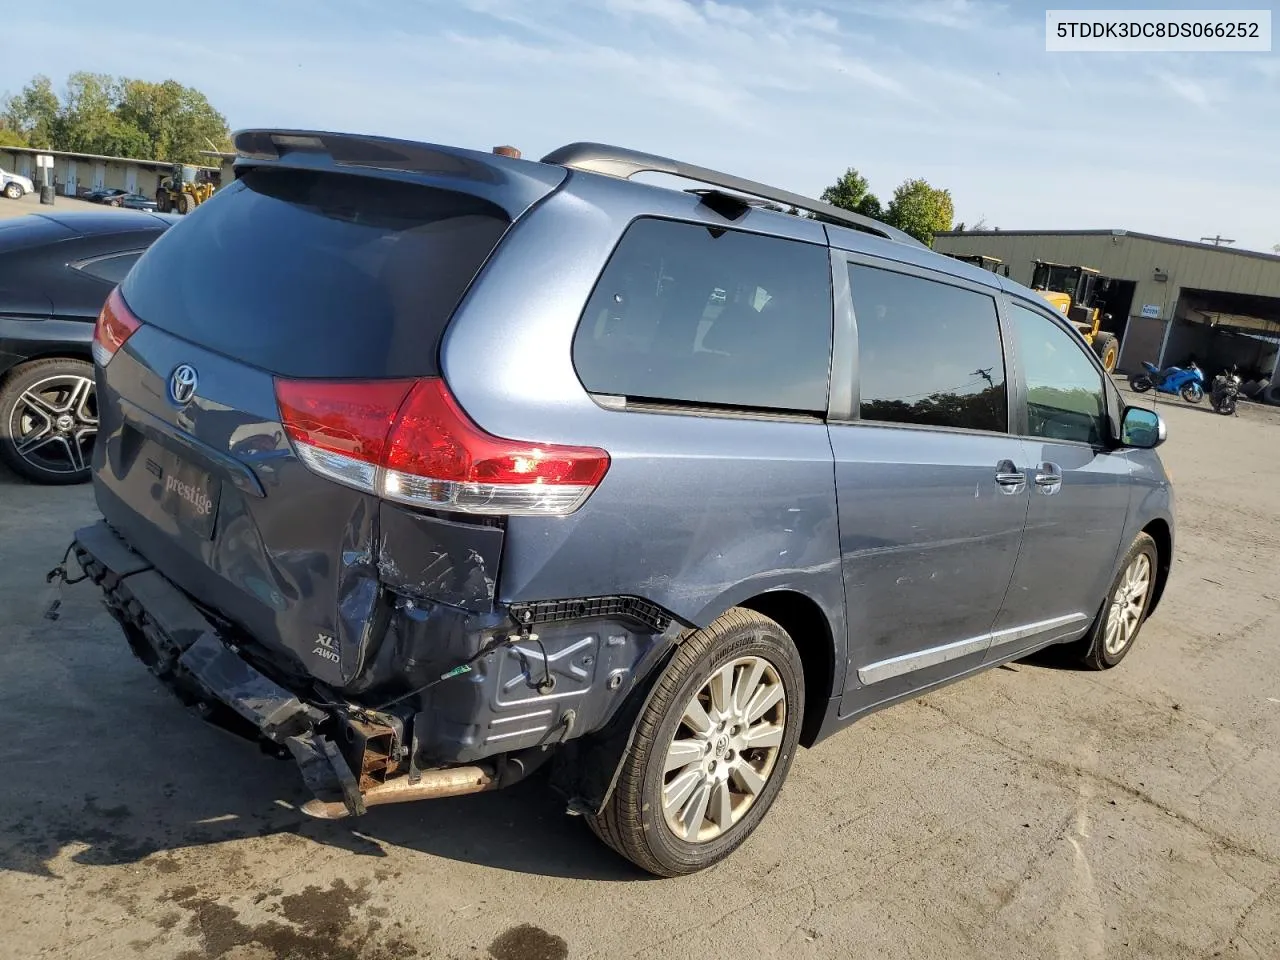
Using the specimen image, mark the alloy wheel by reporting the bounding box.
[662,655,786,843]
[1104,553,1151,656]
[8,374,97,476]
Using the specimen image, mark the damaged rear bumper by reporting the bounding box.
[71,520,502,818]
[71,520,680,819]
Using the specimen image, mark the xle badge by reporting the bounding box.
[313,633,340,663]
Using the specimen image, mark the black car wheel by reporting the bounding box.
[0,358,98,484]
[2,182,22,200]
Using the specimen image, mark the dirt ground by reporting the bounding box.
[0,192,112,220]
[2,388,1278,960]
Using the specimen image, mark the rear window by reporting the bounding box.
[121,167,510,378]
[572,218,833,413]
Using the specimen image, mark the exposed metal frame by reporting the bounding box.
[541,141,925,248]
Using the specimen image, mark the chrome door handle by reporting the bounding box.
[1034,462,1062,495]
[995,459,1025,495]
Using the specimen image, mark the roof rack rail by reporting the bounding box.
[541,141,925,247]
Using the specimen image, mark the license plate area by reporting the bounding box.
[153,446,221,539]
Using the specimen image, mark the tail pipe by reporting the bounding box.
[301,764,497,819]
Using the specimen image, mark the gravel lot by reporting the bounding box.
[2,389,1279,960]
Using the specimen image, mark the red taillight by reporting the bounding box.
[92,287,142,366]
[274,377,610,516]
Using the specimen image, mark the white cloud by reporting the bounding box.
[1152,70,1211,107]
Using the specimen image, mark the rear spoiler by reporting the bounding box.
[229,129,566,215]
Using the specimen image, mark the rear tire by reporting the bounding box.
[1093,333,1119,373]
[156,193,170,213]
[3,182,23,199]
[1129,374,1153,393]
[587,608,805,877]
[0,357,97,485]
[1071,533,1158,670]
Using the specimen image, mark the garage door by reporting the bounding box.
[1117,314,1166,372]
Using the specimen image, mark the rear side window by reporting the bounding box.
[122,168,510,378]
[849,264,1008,432]
[573,218,833,413]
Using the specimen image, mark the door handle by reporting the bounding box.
[1034,462,1062,495]
[995,459,1025,495]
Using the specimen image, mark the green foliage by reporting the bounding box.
[0,126,28,148]
[821,167,956,245]
[885,178,955,247]
[0,72,230,163]
[2,75,59,148]
[820,168,884,219]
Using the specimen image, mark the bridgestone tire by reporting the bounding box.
[587,608,805,877]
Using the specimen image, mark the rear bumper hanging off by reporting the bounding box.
[70,520,498,818]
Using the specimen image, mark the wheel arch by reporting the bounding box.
[736,589,838,748]
[1141,518,1172,617]
[0,346,93,386]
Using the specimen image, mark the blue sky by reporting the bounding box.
[3,0,1277,251]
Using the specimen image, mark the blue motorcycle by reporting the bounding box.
[1129,360,1205,404]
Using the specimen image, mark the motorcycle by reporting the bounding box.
[1210,365,1242,416]
[1129,360,1205,404]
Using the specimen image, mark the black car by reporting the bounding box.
[0,209,177,483]
[84,188,130,204]
[119,194,159,211]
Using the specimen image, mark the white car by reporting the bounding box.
[1,169,35,199]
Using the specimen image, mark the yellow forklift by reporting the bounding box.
[947,253,1008,275]
[1030,260,1120,373]
[155,163,216,215]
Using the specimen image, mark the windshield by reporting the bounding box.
[1032,264,1079,295]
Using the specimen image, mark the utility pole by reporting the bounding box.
[1200,235,1235,246]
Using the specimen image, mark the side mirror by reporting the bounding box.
[1121,406,1166,449]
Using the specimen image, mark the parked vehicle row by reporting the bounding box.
[61,132,1174,878]
[82,187,160,211]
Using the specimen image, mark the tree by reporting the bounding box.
[116,79,231,163]
[0,126,27,147]
[57,72,149,158]
[884,178,955,246]
[820,167,883,219]
[1,72,231,163]
[2,75,59,148]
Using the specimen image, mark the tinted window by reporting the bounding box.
[850,265,1007,432]
[1011,303,1107,445]
[122,168,510,378]
[76,251,142,285]
[573,218,832,413]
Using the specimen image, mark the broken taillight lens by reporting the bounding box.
[275,376,610,516]
[92,287,142,367]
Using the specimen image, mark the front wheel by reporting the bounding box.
[1129,374,1153,393]
[1181,382,1204,404]
[1215,395,1237,416]
[2,182,22,200]
[587,608,805,877]
[1072,533,1158,670]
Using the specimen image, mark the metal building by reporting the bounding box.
[934,229,1280,398]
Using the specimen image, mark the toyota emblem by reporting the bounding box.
[169,364,199,405]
